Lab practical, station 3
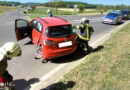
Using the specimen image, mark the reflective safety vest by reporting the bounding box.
[77,23,94,41]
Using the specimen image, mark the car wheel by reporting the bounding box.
[41,59,48,63]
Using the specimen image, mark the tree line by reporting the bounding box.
[0,1,21,6]
[0,1,130,11]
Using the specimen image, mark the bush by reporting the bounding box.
[78,4,85,12]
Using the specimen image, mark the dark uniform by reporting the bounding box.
[48,11,53,17]
[77,23,94,53]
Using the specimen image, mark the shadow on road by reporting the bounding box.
[13,78,39,90]
[41,81,76,90]
[92,45,104,53]
[51,45,104,63]
[24,41,33,45]
[51,46,93,63]
[116,21,124,25]
[119,21,124,25]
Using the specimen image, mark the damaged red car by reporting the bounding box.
[15,17,77,60]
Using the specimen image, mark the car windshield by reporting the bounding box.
[107,13,118,17]
[46,25,75,38]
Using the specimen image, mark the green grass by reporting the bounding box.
[27,7,73,17]
[27,7,74,19]
[0,6,20,13]
[27,7,109,19]
[79,10,101,14]
[50,23,130,90]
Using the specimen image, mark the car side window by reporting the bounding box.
[35,22,42,33]
[17,20,28,28]
[31,20,37,28]
[31,20,43,33]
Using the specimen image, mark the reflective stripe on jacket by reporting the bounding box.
[77,23,94,41]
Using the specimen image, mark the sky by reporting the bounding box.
[0,0,130,6]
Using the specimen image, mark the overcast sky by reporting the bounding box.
[0,0,130,5]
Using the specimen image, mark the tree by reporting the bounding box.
[51,0,63,15]
[78,4,85,12]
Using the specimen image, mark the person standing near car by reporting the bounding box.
[76,18,94,54]
[47,9,53,17]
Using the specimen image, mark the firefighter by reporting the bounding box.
[0,42,21,89]
[76,18,94,54]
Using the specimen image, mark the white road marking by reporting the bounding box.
[73,20,79,21]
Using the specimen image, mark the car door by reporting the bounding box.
[31,20,43,46]
[15,19,31,41]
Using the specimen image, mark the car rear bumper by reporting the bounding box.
[42,45,77,59]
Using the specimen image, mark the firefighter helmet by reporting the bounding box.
[47,9,51,13]
[80,18,89,24]
[0,42,21,60]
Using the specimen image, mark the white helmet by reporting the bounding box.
[0,42,21,60]
[47,9,51,13]
[0,51,6,61]
[80,17,89,24]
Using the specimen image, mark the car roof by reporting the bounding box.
[36,17,71,26]
[109,11,120,14]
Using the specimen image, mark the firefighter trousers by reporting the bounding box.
[78,38,89,52]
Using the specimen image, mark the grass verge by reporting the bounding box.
[49,23,130,90]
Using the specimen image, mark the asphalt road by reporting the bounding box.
[0,11,124,90]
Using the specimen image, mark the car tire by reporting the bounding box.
[41,59,48,63]
[102,21,104,24]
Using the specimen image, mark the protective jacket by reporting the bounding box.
[77,23,94,41]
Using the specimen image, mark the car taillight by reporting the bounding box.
[43,40,56,46]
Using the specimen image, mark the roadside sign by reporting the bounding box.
[74,4,77,15]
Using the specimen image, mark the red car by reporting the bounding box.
[15,17,77,60]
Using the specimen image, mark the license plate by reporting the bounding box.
[59,41,72,48]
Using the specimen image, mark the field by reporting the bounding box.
[26,7,108,19]
[0,6,20,13]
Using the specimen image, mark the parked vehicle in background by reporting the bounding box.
[15,17,78,60]
[102,11,122,24]
[120,9,130,20]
